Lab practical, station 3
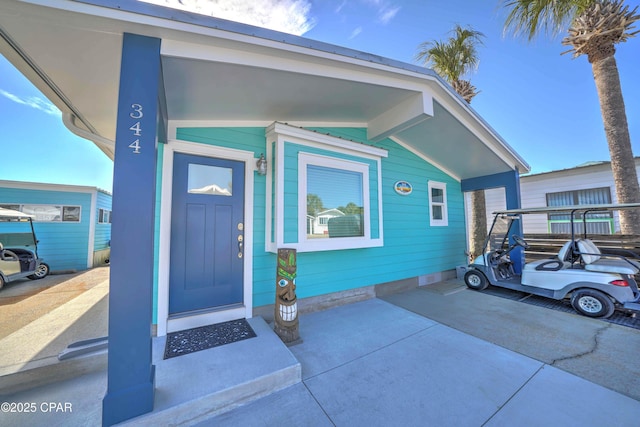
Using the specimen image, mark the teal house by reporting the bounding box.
[0,180,111,272]
[0,0,529,424]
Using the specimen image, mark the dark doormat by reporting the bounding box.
[164,319,257,360]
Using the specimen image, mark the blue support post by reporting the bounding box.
[461,169,524,273]
[102,33,161,426]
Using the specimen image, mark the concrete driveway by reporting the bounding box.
[381,280,640,402]
[0,267,108,380]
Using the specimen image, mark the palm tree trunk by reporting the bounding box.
[469,189,487,259]
[591,55,640,234]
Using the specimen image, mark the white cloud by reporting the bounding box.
[359,0,400,25]
[377,6,400,25]
[141,0,315,35]
[0,89,60,116]
[349,26,363,39]
[335,0,347,14]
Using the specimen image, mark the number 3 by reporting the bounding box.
[130,103,143,119]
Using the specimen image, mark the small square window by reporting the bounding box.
[63,206,81,222]
[99,208,112,224]
[428,181,448,226]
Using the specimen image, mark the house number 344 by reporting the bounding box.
[128,103,143,154]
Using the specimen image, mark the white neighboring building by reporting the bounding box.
[308,209,344,236]
[467,158,640,235]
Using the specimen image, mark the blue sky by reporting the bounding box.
[1,0,639,192]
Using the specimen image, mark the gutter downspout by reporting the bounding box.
[62,113,115,160]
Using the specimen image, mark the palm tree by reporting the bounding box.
[416,25,488,260]
[502,0,640,234]
[416,25,484,102]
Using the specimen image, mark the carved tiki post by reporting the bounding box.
[274,248,299,343]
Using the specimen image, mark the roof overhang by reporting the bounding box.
[0,0,529,180]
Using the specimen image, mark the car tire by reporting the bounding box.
[28,263,49,280]
[464,270,488,291]
[0,275,4,290]
[570,289,615,318]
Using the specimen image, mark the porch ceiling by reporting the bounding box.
[0,0,529,180]
[161,56,413,123]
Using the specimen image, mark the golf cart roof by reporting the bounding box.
[0,207,34,220]
[493,203,640,216]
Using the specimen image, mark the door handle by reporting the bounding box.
[238,236,244,258]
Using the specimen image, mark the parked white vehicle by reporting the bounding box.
[464,203,640,318]
[0,207,49,290]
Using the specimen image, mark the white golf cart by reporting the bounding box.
[0,207,50,290]
[464,203,640,318]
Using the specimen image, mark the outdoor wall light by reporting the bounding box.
[256,153,268,176]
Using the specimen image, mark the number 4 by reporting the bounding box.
[129,121,142,136]
[129,139,141,154]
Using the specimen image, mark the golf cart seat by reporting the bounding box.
[529,240,574,271]
[577,239,640,275]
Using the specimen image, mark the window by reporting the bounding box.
[266,122,387,253]
[63,206,81,222]
[0,204,81,222]
[98,208,112,224]
[546,187,612,234]
[187,164,232,196]
[299,153,371,251]
[428,181,448,226]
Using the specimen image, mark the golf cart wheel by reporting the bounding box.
[28,263,49,280]
[464,270,488,291]
[570,289,615,318]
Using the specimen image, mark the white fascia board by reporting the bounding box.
[367,92,433,142]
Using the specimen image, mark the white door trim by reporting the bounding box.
[157,139,255,336]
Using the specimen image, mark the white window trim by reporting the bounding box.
[98,208,112,224]
[265,122,386,253]
[3,203,83,223]
[428,181,448,227]
[298,153,374,252]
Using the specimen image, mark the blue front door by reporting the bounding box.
[169,153,245,315]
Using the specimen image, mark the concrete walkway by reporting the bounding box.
[2,282,639,426]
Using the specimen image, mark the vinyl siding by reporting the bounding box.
[173,127,467,308]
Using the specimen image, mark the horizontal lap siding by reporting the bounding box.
[282,132,464,302]
[174,127,466,308]
[0,187,92,271]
